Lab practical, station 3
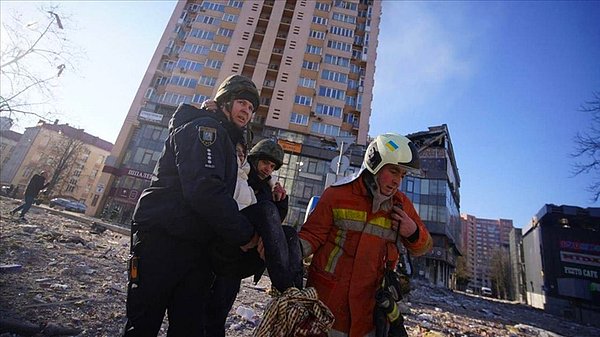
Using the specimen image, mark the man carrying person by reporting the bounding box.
[122,74,261,337]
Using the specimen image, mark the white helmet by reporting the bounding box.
[363,133,420,175]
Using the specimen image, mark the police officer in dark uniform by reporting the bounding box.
[122,75,261,337]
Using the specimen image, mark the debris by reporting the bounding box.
[1,196,600,337]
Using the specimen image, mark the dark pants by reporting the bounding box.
[205,201,303,337]
[11,195,35,218]
[123,227,213,337]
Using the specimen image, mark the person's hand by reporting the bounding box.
[257,238,265,261]
[201,99,218,111]
[272,182,287,202]
[240,233,259,252]
[390,205,417,238]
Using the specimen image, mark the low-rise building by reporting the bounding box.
[0,120,113,215]
[523,204,600,326]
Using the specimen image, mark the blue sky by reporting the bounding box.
[2,1,599,228]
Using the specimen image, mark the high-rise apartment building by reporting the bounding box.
[91,0,382,226]
[461,214,513,293]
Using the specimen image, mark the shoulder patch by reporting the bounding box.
[198,126,217,147]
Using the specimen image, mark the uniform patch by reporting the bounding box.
[199,126,217,147]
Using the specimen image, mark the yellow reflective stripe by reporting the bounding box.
[325,228,345,273]
[387,303,400,322]
[369,216,392,229]
[332,208,367,222]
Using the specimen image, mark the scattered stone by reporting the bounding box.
[1,196,599,337]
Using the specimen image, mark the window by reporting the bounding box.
[332,12,356,24]
[334,0,357,11]
[177,58,203,72]
[199,76,217,86]
[217,27,234,38]
[222,13,238,22]
[202,1,225,12]
[210,42,228,53]
[315,2,331,11]
[290,112,309,125]
[161,92,192,106]
[294,95,313,106]
[162,60,175,71]
[324,54,350,68]
[298,77,316,88]
[205,59,222,69]
[330,26,354,38]
[189,28,215,40]
[183,43,210,55]
[316,103,342,118]
[321,69,348,83]
[228,0,243,8]
[192,94,209,104]
[309,30,326,40]
[327,39,352,52]
[312,16,328,25]
[169,76,198,88]
[306,44,323,55]
[196,15,219,25]
[311,121,340,136]
[302,60,320,71]
[319,86,345,100]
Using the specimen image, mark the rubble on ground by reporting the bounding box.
[1,196,599,337]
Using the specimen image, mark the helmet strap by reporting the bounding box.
[363,173,394,213]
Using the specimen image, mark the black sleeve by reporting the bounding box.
[172,122,254,246]
[274,195,289,222]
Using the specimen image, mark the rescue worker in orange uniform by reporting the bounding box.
[299,133,433,337]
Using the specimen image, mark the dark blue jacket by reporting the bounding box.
[247,166,288,221]
[25,174,49,197]
[132,103,254,246]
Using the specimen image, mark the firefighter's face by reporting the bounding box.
[224,99,254,128]
[376,164,407,196]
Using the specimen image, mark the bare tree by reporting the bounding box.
[454,255,471,291]
[36,135,86,198]
[0,5,81,123]
[572,91,600,202]
[490,248,511,300]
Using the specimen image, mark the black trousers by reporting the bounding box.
[204,202,304,337]
[123,227,213,337]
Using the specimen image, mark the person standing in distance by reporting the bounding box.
[10,171,50,221]
[122,74,260,337]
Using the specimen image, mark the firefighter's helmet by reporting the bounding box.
[248,139,284,170]
[364,133,420,175]
[214,74,260,112]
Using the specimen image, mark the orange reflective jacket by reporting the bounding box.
[299,177,432,337]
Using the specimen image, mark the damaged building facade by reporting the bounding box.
[404,125,462,287]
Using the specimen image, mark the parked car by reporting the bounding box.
[65,201,87,214]
[49,198,73,208]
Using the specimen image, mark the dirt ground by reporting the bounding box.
[1,196,599,337]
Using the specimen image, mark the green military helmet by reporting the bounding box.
[248,138,284,170]
[214,74,260,112]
